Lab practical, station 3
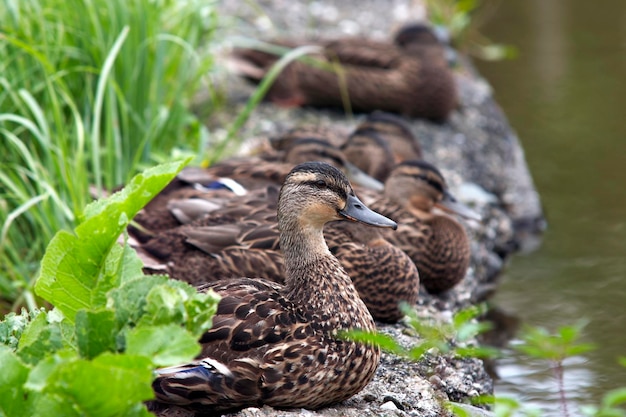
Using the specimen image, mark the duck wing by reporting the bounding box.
[152,278,323,410]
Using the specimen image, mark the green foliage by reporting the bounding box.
[490,396,542,417]
[0,0,219,310]
[476,322,626,417]
[514,321,596,362]
[348,305,626,417]
[0,161,221,416]
[425,0,517,61]
[345,303,497,361]
[402,303,497,360]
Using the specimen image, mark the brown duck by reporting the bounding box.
[149,161,397,413]
[342,111,423,182]
[230,23,458,121]
[362,159,480,293]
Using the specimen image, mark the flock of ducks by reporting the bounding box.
[143,22,478,416]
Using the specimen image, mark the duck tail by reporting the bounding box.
[152,358,235,405]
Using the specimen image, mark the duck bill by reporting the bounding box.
[344,162,385,191]
[339,194,397,230]
[436,190,482,222]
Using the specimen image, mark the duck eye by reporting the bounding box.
[315,180,327,189]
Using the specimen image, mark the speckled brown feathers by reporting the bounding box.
[231,24,458,121]
[342,111,423,182]
[139,212,286,284]
[326,222,420,322]
[364,160,473,293]
[150,162,396,413]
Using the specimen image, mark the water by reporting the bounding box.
[474,0,626,413]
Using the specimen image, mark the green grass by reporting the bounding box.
[0,0,219,311]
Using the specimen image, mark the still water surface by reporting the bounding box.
[475,0,626,414]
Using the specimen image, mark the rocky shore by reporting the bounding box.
[159,1,545,416]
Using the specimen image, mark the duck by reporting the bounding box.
[325,221,420,322]
[361,159,479,293]
[341,111,423,182]
[230,23,458,121]
[148,161,397,413]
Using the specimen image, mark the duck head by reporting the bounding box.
[279,161,397,231]
[384,160,480,220]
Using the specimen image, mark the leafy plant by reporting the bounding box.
[0,160,221,416]
[470,322,625,417]
[424,0,517,61]
[346,303,498,361]
[0,0,219,310]
[514,321,596,417]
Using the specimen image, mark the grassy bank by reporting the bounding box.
[0,0,220,311]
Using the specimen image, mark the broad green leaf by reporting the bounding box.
[24,350,78,393]
[47,352,154,417]
[110,276,218,336]
[126,324,200,367]
[91,244,126,308]
[36,231,92,319]
[117,240,146,285]
[30,392,82,417]
[139,285,189,327]
[0,346,31,417]
[35,159,189,322]
[49,309,77,350]
[76,310,118,359]
[17,311,64,365]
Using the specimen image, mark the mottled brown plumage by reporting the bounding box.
[269,125,349,151]
[326,221,419,322]
[362,160,477,293]
[342,111,423,182]
[230,23,458,121]
[149,161,396,413]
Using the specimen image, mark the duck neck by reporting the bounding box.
[279,217,375,331]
